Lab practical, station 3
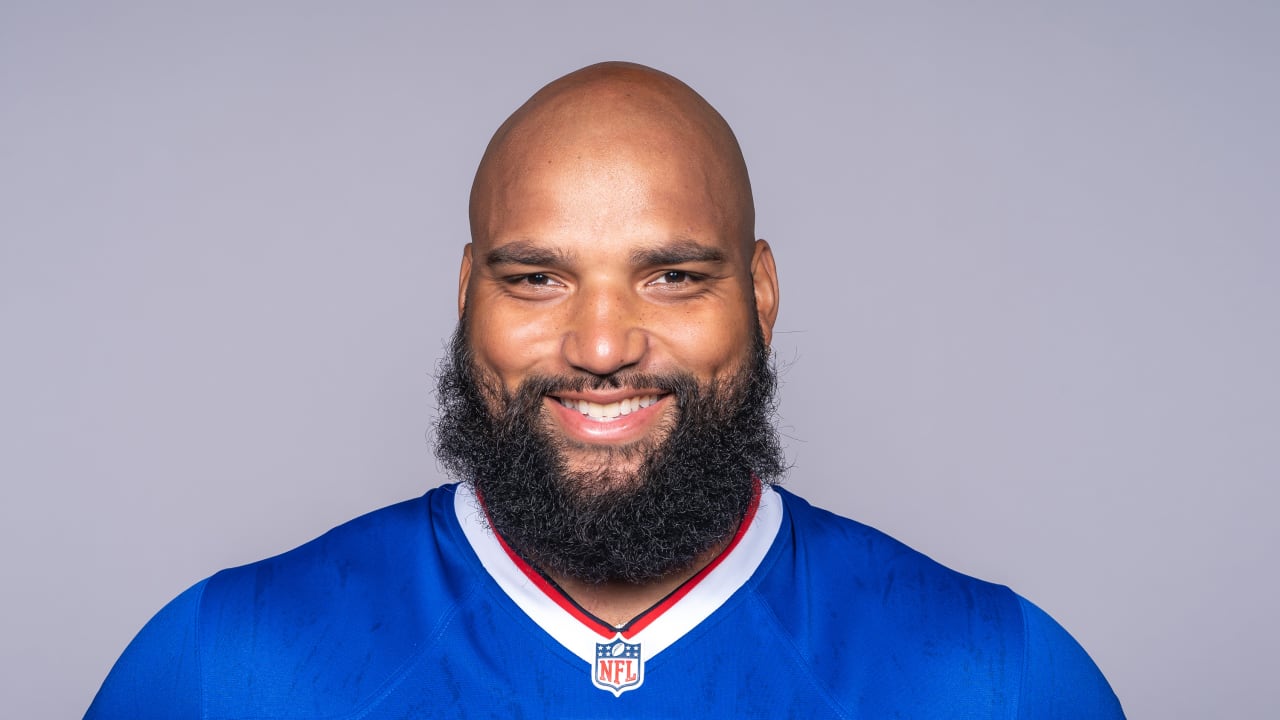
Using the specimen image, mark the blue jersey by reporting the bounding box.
[88,484,1123,718]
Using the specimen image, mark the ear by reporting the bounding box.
[750,239,780,346]
[457,243,473,319]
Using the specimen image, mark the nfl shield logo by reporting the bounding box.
[592,635,644,696]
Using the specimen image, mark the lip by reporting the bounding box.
[544,392,673,444]
[552,388,667,404]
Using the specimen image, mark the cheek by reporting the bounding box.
[469,308,562,390]
[648,306,755,380]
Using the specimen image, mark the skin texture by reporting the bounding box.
[458,62,780,624]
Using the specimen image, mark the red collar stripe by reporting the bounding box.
[477,480,762,640]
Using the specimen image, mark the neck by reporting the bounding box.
[544,538,733,629]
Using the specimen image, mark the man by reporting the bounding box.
[89,62,1123,718]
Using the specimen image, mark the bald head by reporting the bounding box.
[468,62,756,255]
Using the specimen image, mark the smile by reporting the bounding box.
[555,394,662,421]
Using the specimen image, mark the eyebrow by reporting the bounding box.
[484,237,727,269]
[484,240,574,268]
[630,238,727,266]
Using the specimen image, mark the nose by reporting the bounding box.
[561,282,647,377]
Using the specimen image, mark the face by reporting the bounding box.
[459,132,779,488]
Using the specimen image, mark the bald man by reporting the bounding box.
[89,63,1124,718]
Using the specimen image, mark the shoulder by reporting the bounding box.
[1016,594,1126,718]
[764,486,1023,638]
[756,487,1123,718]
[86,579,208,719]
[200,485,478,701]
[205,484,468,606]
[89,485,480,719]
[769,486,1012,607]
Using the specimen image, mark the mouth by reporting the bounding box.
[554,394,664,422]
[544,388,674,446]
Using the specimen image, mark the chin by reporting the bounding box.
[557,453,649,497]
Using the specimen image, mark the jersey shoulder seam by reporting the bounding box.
[1014,591,1031,720]
[192,576,210,720]
[346,582,484,720]
[745,582,855,718]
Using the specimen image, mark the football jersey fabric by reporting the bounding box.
[87,484,1124,718]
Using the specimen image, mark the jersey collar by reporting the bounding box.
[454,481,783,664]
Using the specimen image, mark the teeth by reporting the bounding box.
[557,395,659,420]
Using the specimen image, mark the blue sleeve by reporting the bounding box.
[1017,595,1125,719]
[85,579,206,719]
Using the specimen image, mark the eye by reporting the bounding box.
[506,272,562,287]
[646,269,709,293]
[655,271,691,284]
[500,271,566,299]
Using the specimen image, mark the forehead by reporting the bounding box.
[477,126,743,260]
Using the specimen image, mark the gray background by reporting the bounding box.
[2,2,1276,717]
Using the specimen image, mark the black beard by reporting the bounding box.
[433,320,785,585]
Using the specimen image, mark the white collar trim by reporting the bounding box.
[454,482,783,665]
